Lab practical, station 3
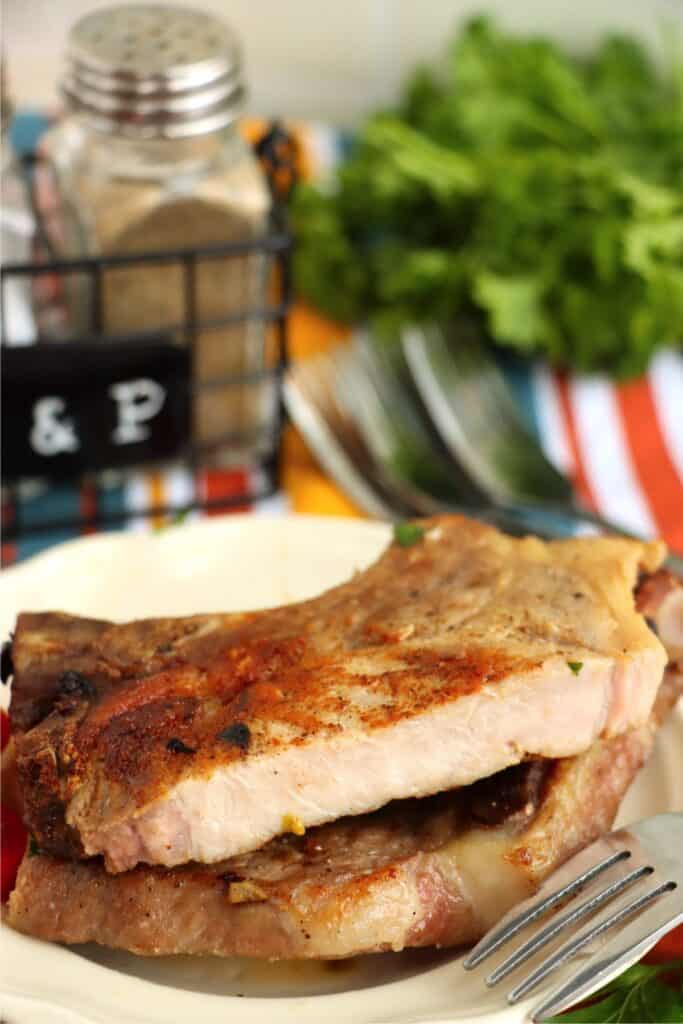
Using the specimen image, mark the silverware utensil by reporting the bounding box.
[284,331,683,573]
[340,330,485,512]
[283,350,400,518]
[403,322,571,506]
[286,352,606,538]
[402,322,683,573]
[463,813,683,1021]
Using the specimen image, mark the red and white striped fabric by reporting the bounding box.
[533,352,683,551]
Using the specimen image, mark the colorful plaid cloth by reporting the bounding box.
[2,118,682,564]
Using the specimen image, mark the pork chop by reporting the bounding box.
[8,670,681,958]
[8,517,668,872]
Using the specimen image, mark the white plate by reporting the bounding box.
[1,515,681,1024]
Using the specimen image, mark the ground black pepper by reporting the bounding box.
[28,836,44,857]
[58,670,96,699]
[1,637,13,683]
[221,870,245,885]
[217,722,251,750]
[166,738,196,755]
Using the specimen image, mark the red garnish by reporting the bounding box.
[643,923,683,962]
[1,709,27,901]
[1,803,27,902]
[0,709,10,752]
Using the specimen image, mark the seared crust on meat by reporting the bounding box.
[8,516,668,871]
[8,672,681,958]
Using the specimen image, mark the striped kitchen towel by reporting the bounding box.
[533,359,682,550]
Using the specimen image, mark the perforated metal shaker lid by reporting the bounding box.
[62,4,245,138]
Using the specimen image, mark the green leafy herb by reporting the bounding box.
[548,959,683,1021]
[567,661,584,675]
[153,509,189,533]
[28,836,43,857]
[394,522,425,547]
[292,17,683,376]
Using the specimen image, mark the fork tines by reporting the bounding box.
[463,818,683,1021]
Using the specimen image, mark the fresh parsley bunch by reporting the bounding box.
[292,17,683,376]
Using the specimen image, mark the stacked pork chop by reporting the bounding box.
[5,516,683,958]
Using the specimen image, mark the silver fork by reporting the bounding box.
[283,345,417,518]
[286,330,683,574]
[402,322,572,508]
[463,813,683,1021]
[285,345,566,534]
[402,322,683,561]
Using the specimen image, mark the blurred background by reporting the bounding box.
[5,0,681,122]
[2,0,682,565]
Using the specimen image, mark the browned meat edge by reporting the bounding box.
[5,538,671,865]
[7,671,681,959]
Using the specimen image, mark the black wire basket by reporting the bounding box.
[1,123,296,541]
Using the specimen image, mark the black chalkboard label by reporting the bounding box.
[2,337,191,481]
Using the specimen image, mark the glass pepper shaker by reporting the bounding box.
[41,4,274,464]
[1,62,37,347]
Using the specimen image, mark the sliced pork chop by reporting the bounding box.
[8,517,668,872]
[636,568,683,664]
[8,671,681,958]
